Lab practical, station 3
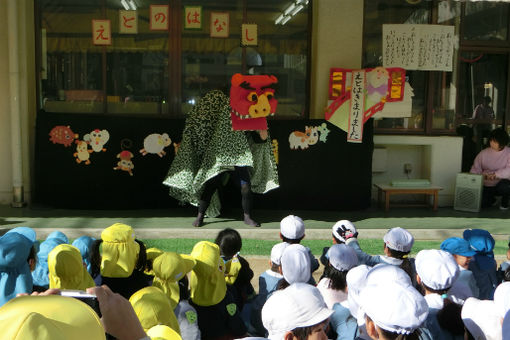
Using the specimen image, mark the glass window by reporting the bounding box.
[40,1,104,113]
[37,0,312,117]
[457,52,507,150]
[181,1,310,117]
[462,2,509,41]
[363,0,431,132]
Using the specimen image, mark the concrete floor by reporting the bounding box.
[0,203,509,240]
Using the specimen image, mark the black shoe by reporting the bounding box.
[243,214,261,227]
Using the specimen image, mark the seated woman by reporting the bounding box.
[470,127,510,210]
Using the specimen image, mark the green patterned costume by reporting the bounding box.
[163,90,279,217]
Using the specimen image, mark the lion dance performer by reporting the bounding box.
[163,74,279,227]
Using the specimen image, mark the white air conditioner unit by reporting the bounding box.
[454,173,483,212]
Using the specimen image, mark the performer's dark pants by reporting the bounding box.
[198,167,252,214]
[482,179,510,208]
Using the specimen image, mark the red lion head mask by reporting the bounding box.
[230,73,278,131]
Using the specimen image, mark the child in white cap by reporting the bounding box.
[278,244,312,290]
[249,242,289,337]
[415,249,464,339]
[316,244,358,340]
[261,283,333,340]
[320,220,358,266]
[346,227,417,285]
[360,282,432,340]
[317,244,358,308]
[279,215,319,281]
[461,297,502,340]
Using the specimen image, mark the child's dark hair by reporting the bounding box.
[367,316,422,340]
[89,238,147,277]
[489,128,509,148]
[134,239,147,271]
[436,299,464,335]
[319,264,348,291]
[291,321,328,340]
[386,246,414,282]
[280,235,304,244]
[27,245,37,266]
[215,228,242,259]
[179,275,191,301]
[504,267,510,282]
[276,278,290,290]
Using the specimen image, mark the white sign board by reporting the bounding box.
[383,24,455,71]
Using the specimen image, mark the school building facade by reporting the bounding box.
[1,0,506,210]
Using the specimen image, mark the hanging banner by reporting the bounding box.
[211,12,230,38]
[150,4,169,31]
[347,71,365,143]
[92,20,112,46]
[184,6,202,30]
[241,24,258,46]
[119,10,138,34]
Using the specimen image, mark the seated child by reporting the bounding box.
[278,244,312,290]
[188,241,247,340]
[129,286,181,334]
[152,251,201,340]
[249,242,289,337]
[214,228,255,310]
[463,228,498,300]
[47,244,95,290]
[0,227,37,306]
[320,220,358,266]
[316,244,358,340]
[32,230,69,291]
[90,223,152,299]
[440,237,479,299]
[279,215,319,280]
[72,235,96,276]
[261,283,334,340]
[346,226,417,286]
[415,249,464,339]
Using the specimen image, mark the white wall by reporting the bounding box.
[0,0,35,204]
[373,136,463,206]
[310,0,363,118]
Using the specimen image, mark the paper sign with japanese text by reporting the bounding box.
[119,10,137,34]
[210,12,229,38]
[92,20,112,46]
[347,70,365,143]
[150,4,169,31]
[184,6,202,30]
[241,24,258,46]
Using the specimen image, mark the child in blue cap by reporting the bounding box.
[32,230,69,291]
[441,237,479,299]
[72,235,96,275]
[463,229,498,299]
[0,227,37,306]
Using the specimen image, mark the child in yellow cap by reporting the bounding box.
[90,223,152,298]
[189,241,247,340]
[214,228,255,311]
[152,251,201,340]
[48,244,95,290]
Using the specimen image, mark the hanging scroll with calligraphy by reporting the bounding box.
[383,24,455,71]
[348,71,365,143]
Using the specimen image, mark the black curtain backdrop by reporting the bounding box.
[34,111,374,211]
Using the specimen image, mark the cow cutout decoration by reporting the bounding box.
[229,73,278,131]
